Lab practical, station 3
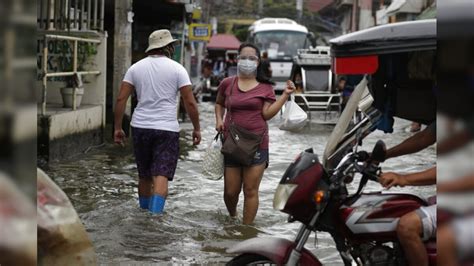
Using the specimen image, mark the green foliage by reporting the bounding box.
[234,27,249,42]
[261,2,298,19]
[207,0,336,44]
[55,39,98,86]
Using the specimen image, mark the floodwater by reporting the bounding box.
[45,102,436,265]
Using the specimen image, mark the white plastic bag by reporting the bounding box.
[279,95,308,131]
[202,133,224,180]
[37,168,97,266]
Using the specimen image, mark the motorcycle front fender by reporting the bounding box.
[227,237,321,265]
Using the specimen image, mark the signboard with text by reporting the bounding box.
[188,23,211,42]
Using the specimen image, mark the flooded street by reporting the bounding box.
[45,102,436,265]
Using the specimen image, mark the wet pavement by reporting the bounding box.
[45,102,436,265]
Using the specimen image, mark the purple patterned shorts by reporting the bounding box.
[131,127,180,181]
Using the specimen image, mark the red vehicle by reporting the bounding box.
[227,20,438,266]
[227,139,436,266]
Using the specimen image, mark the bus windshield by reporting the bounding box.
[254,31,309,60]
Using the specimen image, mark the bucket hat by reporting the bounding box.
[145,29,178,53]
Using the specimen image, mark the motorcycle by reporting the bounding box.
[226,140,436,266]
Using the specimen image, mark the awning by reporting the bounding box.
[386,0,423,16]
[206,34,241,51]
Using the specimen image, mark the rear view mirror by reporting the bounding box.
[371,140,386,162]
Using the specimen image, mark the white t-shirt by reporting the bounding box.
[123,56,191,132]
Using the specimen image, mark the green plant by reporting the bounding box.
[56,39,97,87]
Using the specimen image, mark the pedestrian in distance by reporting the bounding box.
[114,29,201,214]
[215,43,295,225]
[260,51,272,80]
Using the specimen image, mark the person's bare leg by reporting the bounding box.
[138,177,153,197]
[152,175,169,197]
[138,177,152,209]
[437,224,458,266]
[149,175,169,213]
[223,167,243,217]
[397,211,427,266]
[242,163,265,225]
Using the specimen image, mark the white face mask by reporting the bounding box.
[237,59,258,76]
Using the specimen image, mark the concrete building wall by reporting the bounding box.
[37,32,107,109]
[37,30,107,163]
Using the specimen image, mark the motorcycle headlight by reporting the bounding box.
[273,184,298,211]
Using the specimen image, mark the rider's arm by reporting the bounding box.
[385,123,436,159]
[380,166,436,189]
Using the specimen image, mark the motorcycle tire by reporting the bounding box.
[226,253,275,266]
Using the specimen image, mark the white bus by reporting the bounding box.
[248,18,314,92]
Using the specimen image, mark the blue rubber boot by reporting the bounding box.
[138,196,150,209]
[148,194,166,214]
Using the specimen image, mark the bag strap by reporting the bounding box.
[227,76,237,122]
[214,132,223,142]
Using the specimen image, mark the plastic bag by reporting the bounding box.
[0,172,36,266]
[202,132,224,180]
[37,168,97,265]
[279,95,308,131]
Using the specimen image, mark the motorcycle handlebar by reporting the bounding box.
[331,151,382,186]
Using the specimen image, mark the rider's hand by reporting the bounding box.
[114,129,126,146]
[283,80,296,95]
[215,120,224,132]
[379,172,407,189]
[192,129,201,145]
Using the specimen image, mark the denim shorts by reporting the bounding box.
[131,127,179,181]
[224,149,269,168]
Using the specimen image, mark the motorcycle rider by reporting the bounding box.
[378,122,436,266]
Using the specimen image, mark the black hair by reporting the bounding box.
[238,43,274,85]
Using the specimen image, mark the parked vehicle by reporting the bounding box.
[289,46,341,124]
[248,18,315,93]
[227,19,437,266]
[201,34,241,102]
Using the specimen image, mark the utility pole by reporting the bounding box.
[296,0,303,23]
[258,0,263,17]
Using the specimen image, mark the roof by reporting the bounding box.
[206,34,241,50]
[249,18,308,34]
[330,19,436,56]
[331,19,436,45]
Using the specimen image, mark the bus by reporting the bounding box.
[248,18,314,92]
